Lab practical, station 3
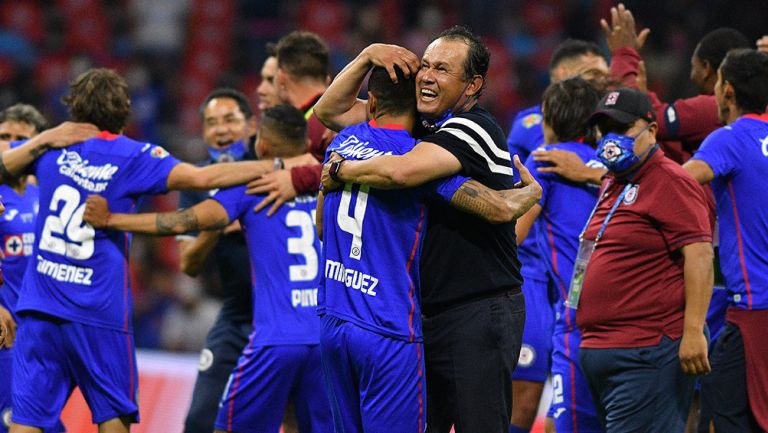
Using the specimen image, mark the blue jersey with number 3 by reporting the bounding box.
[14,132,180,331]
[319,121,467,341]
[212,188,321,345]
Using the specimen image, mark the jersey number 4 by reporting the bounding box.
[39,185,95,260]
[337,184,370,261]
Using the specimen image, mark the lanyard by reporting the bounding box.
[578,182,633,245]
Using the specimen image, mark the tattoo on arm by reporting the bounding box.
[28,143,50,159]
[155,208,229,235]
[451,180,498,218]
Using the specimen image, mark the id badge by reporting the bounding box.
[565,239,596,309]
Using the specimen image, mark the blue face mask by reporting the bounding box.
[208,139,247,163]
[596,125,654,173]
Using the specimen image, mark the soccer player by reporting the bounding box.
[2,69,312,433]
[247,31,334,215]
[514,78,606,433]
[506,39,608,433]
[316,26,533,432]
[684,48,768,433]
[317,64,540,433]
[83,104,334,433]
[179,88,257,433]
[256,43,281,113]
[0,104,72,433]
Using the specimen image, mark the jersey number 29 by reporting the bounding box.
[39,185,95,260]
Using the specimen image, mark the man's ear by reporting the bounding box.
[465,75,484,97]
[366,91,377,121]
[722,80,736,102]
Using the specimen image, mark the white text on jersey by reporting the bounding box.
[324,259,379,296]
[36,255,94,285]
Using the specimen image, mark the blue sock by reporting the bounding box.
[509,425,530,433]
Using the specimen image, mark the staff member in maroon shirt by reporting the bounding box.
[574,88,714,433]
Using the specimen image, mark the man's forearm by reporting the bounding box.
[314,51,371,132]
[682,242,714,333]
[449,180,542,224]
[179,231,221,276]
[0,137,51,182]
[107,209,228,235]
[336,156,407,189]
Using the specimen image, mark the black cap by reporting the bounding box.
[589,87,656,126]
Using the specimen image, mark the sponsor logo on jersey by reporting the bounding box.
[334,135,394,160]
[3,209,17,221]
[522,113,542,129]
[57,149,119,193]
[623,184,639,205]
[761,135,768,157]
[553,407,566,419]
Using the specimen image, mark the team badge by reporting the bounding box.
[522,113,542,129]
[623,184,639,205]
[600,139,624,162]
[4,235,24,256]
[605,91,620,105]
[198,348,214,371]
[151,146,170,159]
[518,344,536,367]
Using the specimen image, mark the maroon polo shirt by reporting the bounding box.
[290,93,337,194]
[577,149,713,349]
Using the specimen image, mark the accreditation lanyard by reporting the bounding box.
[565,182,633,309]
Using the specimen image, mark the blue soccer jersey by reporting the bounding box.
[320,121,466,342]
[525,142,603,333]
[0,184,38,322]
[507,105,548,283]
[212,187,320,345]
[692,114,768,310]
[14,132,180,331]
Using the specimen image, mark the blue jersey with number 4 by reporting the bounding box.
[0,184,39,323]
[212,187,321,345]
[14,132,180,331]
[692,114,768,310]
[320,121,467,342]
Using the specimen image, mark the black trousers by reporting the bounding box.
[423,291,525,433]
[183,314,251,433]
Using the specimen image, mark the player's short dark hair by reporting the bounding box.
[199,88,254,120]
[0,103,47,132]
[437,25,490,82]
[549,39,605,71]
[265,41,277,58]
[260,104,308,155]
[367,66,416,117]
[720,49,768,114]
[276,31,329,81]
[61,68,131,133]
[695,28,750,69]
[542,77,602,144]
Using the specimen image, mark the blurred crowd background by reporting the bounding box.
[1,0,766,353]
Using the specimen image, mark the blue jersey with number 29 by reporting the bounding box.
[319,121,467,342]
[15,132,180,332]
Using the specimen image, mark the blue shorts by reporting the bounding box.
[1,350,66,433]
[511,277,554,383]
[320,314,426,433]
[12,313,138,429]
[547,329,604,433]
[215,339,331,433]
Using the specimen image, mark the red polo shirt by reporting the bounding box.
[577,149,713,348]
[290,93,337,194]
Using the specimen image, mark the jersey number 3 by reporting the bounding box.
[39,185,95,260]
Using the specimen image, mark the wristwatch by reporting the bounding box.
[329,159,345,183]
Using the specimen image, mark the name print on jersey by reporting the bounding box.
[334,135,394,160]
[57,149,119,193]
[324,258,379,297]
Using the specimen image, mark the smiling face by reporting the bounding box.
[416,38,473,119]
[257,56,281,112]
[202,97,251,150]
